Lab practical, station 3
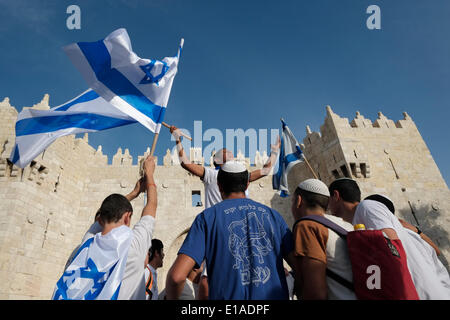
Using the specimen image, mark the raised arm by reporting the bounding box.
[166,254,196,299]
[141,155,157,218]
[249,135,280,182]
[298,256,328,300]
[399,218,441,255]
[125,177,146,202]
[170,125,205,178]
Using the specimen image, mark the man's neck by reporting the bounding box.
[294,207,325,221]
[101,222,123,235]
[223,192,247,200]
[303,207,326,217]
[340,202,359,224]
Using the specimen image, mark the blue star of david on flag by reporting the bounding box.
[140,60,169,85]
[52,225,132,300]
[53,257,113,300]
[63,29,183,134]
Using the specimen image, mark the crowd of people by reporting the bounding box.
[52,127,450,300]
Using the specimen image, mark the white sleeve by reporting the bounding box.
[118,215,155,300]
[202,167,216,185]
[130,215,155,260]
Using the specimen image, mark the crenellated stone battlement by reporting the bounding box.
[0,94,449,300]
[0,96,421,177]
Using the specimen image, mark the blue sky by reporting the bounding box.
[0,0,449,185]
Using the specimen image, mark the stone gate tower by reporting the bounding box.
[0,95,449,299]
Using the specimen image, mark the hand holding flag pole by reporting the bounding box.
[148,122,192,156]
[148,38,185,156]
[162,122,192,141]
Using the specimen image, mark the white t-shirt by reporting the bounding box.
[405,228,450,294]
[202,167,249,209]
[323,214,357,300]
[157,280,199,300]
[353,200,450,300]
[179,279,196,300]
[144,265,158,300]
[118,215,155,300]
[202,167,222,209]
[286,272,295,300]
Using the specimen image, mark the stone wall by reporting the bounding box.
[287,106,450,265]
[0,95,448,299]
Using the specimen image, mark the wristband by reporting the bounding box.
[147,183,157,188]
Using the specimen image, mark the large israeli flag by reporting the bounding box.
[9,89,137,168]
[52,225,132,300]
[63,28,183,133]
[272,119,304,197]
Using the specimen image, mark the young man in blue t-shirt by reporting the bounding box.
[165,160,295,300]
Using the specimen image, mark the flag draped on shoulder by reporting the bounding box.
[272,119,304,197]
[9,89,137,168]
[63,28,183,134]
[52,225,132,300]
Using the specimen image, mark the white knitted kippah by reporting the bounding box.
[297,179,330,197]
[221,160,247,173]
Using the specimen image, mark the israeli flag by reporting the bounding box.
[9,89,137,168]
[272,119,304,197]
[52,225,132,300]
[63,28,183,133]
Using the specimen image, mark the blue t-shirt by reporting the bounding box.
[178,198,294,300]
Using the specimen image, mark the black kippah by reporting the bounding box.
[364,194,395,215]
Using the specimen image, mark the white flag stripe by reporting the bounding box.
[11,29,182,168]
[10,89,137,168]
[63,34,164,132]
[17,92,136,122]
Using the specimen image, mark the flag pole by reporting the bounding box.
[149,132,160,156]
[161,122,192,141]
[148,38,185,157]
[302,152,319,180]
[144,126,160,208]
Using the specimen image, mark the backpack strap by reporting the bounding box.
[326,269,355,292]
[293,215,354,292]
[294,215,349,239]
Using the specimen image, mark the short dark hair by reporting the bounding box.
[294,187,329,211]
[149,239,164,261]
[98,194,133,224]
[217,169,249,195]
[329,179,361,203]
[365,194,395,215]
